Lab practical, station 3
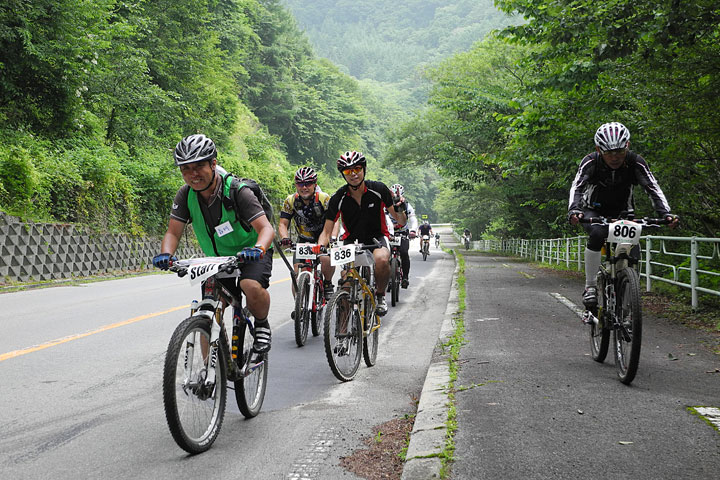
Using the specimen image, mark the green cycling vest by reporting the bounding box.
[187,175,258,256]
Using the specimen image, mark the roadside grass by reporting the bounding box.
[438,249,466,479]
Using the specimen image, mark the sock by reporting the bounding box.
[585,248,602,287]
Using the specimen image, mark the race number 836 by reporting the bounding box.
[330,245,355,266]
[607,220,642,245]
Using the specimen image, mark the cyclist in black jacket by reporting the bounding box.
[568,122,679,308]
[315,151,408,316]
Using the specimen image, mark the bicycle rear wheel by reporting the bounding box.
[294,272,311,346]
[362,291,379,367]
[614,268,642,384]
[163,316,226,454]
[589,270,610,362]
[390,256,399,307]
[324,290,362,381]
[234,307,268,417]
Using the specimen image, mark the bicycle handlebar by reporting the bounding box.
[578,216,671,226]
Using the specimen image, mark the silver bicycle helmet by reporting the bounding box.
[174,134,217,166]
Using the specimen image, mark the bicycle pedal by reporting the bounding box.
[582,310,598,325]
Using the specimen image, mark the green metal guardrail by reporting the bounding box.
[455,232,720,311]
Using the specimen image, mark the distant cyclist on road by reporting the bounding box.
[568,122,679,309]
[152,134,275,353]
[315,151,408,316]
[418,220,433,254]
[278,167,335,300]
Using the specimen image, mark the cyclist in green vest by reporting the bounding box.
[153,134,275,353]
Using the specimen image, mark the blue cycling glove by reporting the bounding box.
[152,253,176,270]
[238,246,264,262]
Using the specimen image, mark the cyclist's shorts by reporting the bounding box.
[343,236,389,251]
[215,251,273,296]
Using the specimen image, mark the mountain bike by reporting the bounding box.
[421,235,430,261]
[462,234,470,250]
[163,256,268,453]
[287,242,329,346]
[581,216,670,385]
[323,242,381,381]
[435,234,440,248]
[387,233,404,307]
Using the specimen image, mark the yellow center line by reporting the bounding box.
[0,276,292,362]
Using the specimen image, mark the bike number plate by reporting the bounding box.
[330,245,355,266]
[607,220,642,245]
[389,236,401,246]
[295,243,317,260]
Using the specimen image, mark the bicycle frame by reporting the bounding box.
[339,257,380,334]
[174,260,261,383]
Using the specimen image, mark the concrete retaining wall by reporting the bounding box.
[0,211,202,283]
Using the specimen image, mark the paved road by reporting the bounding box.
[452,251,720,479]
[0,243,454,479]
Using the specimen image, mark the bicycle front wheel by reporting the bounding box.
[234,307,268,417]
[422,244,428,261]
[311,275,323,337]
[362,292,379,367]
[163,316,227,454]
[390,256,399,307]
[324,290,362,381]
[614,268,642,384]
[294,272,312,346]
[589,270,610,363]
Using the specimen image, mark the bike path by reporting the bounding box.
[449,253,720,479]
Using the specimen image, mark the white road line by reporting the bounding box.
[550,292,584,318]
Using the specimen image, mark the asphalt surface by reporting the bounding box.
[404,235,720,479]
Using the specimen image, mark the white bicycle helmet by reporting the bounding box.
[390,184,404,196]
[594,122,630,151]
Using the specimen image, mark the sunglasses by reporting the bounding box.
[342,165,363,176]
[601,148,626,155]
[296,181,316,187]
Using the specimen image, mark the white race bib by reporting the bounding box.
[330,244,355,266]
[607,220,642,245]
[295,243,317,260]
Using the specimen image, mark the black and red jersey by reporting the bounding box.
[326,180,394,245]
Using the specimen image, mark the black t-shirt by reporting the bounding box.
[418,224,432,236]
[326,180,394,245]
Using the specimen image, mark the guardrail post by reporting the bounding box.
[565,238,570,268]
[691,237,698,311]
[645,237,652,292]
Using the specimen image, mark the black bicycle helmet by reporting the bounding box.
[174,134,217,166]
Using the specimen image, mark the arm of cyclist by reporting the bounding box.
[238,214,275,262]
[153,217,184,269]
[388,195,408,227]
[313,218,336,254]
[278,217,292,247]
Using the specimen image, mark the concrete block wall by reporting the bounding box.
[0,211,202,283]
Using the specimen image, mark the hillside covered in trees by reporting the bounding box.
[3,1,718,243]
[0,0,413,234]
